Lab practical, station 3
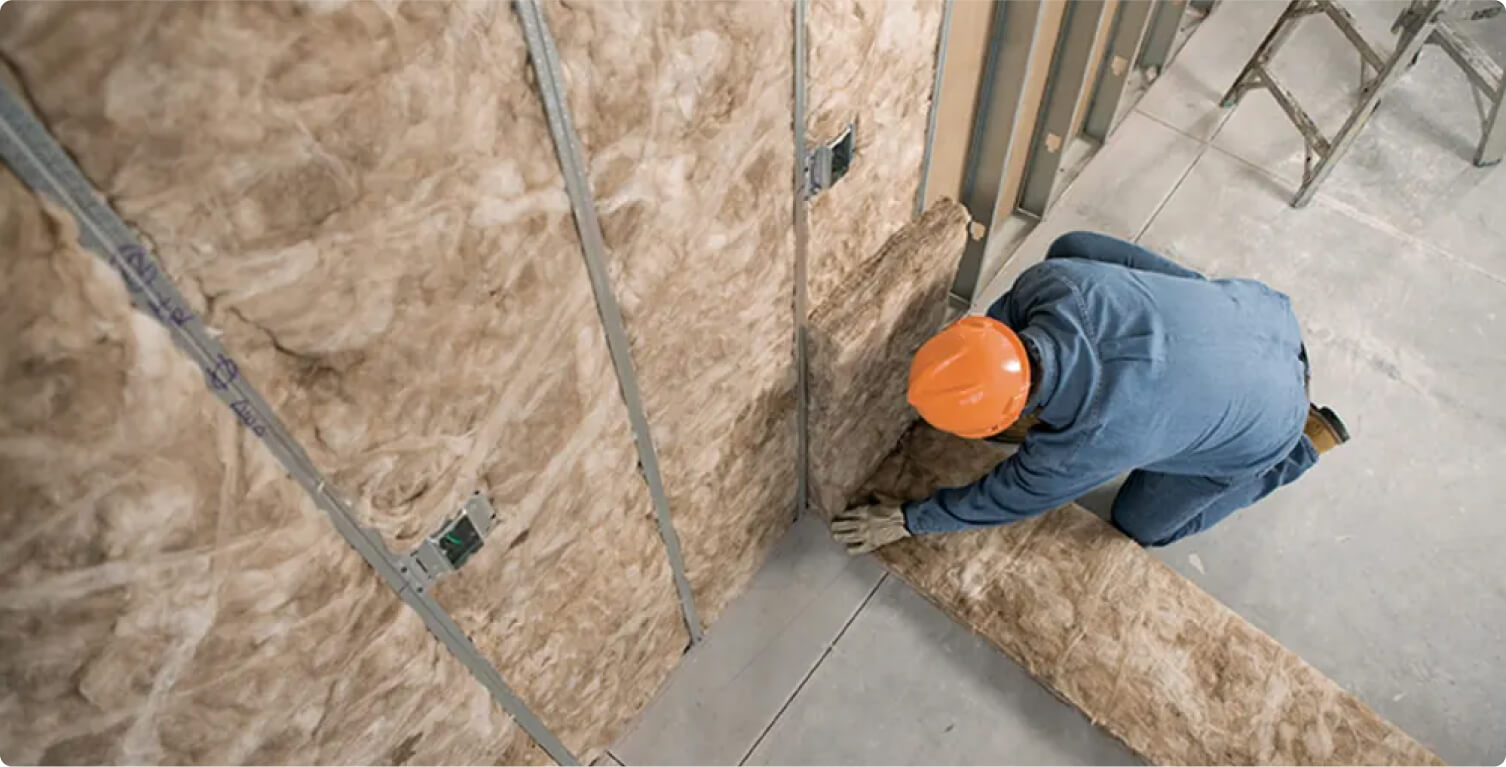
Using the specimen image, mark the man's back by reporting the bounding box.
[842,231,1342,549]
[996,254,1310,479]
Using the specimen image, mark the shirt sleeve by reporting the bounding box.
[1045,230,1205,281]
[902,428,1124,535]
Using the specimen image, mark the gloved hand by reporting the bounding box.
[831,492,911,555]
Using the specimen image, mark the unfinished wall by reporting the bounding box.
[0,2,685,760]
[806,0,947,309]
[861,426,1442,766]
[0,170,548,765]
[0,0,1445,763]
[543,0,799,623]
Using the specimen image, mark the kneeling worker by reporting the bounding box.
[832,231,1349,555]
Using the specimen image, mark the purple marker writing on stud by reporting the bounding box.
[228,399,267,437]
[203,354,239,391]
[116,244,157,287]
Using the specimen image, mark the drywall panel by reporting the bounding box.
[542,0,798,625]
[0,169,547,766]
[0,2,686,759]
[921,0,996,211]
[863,426,1443,766]
[1071,0,1122,138]
[807,200,969,518]
[1000,0,1069,215]
[807,0,948,309]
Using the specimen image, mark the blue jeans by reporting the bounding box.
[1112,346,1315,547]
[1110,435,1318,546]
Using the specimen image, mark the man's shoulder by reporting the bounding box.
[995,259,1102,317]
[1018,256,1137,289]
[1012,258,1091,295]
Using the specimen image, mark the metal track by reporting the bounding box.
[0,86,578,766]
[513,0,704,644]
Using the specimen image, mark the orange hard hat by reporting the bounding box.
[907,316,1031,439]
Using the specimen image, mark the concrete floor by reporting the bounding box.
[608,3,1506,764]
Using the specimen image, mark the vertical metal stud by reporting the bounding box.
[515,0,704,644]
[1018,0,1113,218]
[1083,0,1157,142]
[1137,0,1188,73]
[915,0,955,219]
[0,83,580,766]
[793,0,810,518]
[949,0,1049,305]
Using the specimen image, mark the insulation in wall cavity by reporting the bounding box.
[0,2,686,759]
[0,170,549,766]
[543,0,799,623]
[807,200,969,518]
[863,426,1443,766]
[806,0,947,310]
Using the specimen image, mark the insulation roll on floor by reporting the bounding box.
[860,427,1444,766]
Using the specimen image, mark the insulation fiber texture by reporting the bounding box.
[808,199,969,518]
[0,170,547,766]
[862,425,1445,766]
[807,0,947,310]
[543,0,799,625]
[0,2,686,759]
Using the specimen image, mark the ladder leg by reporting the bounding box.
[1221,0,1313,108]
[1476,87,1505,166]
[1290,0,1444,206]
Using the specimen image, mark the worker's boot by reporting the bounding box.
[989,415,1039,445]
[1304,405,1350,454]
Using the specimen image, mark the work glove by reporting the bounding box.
[831,492,911,555]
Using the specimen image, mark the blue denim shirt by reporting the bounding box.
[904,233,1310,535]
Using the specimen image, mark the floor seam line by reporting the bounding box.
[736,571,889,766]
[1131,105,1217,147]
[1200,143,1506,288]
[1134,136,1214,244]
[1204,96,1238,144]
[1309,196,1506,288]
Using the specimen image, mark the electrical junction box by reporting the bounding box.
[404,493,498,590]
[806,121,856,198]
